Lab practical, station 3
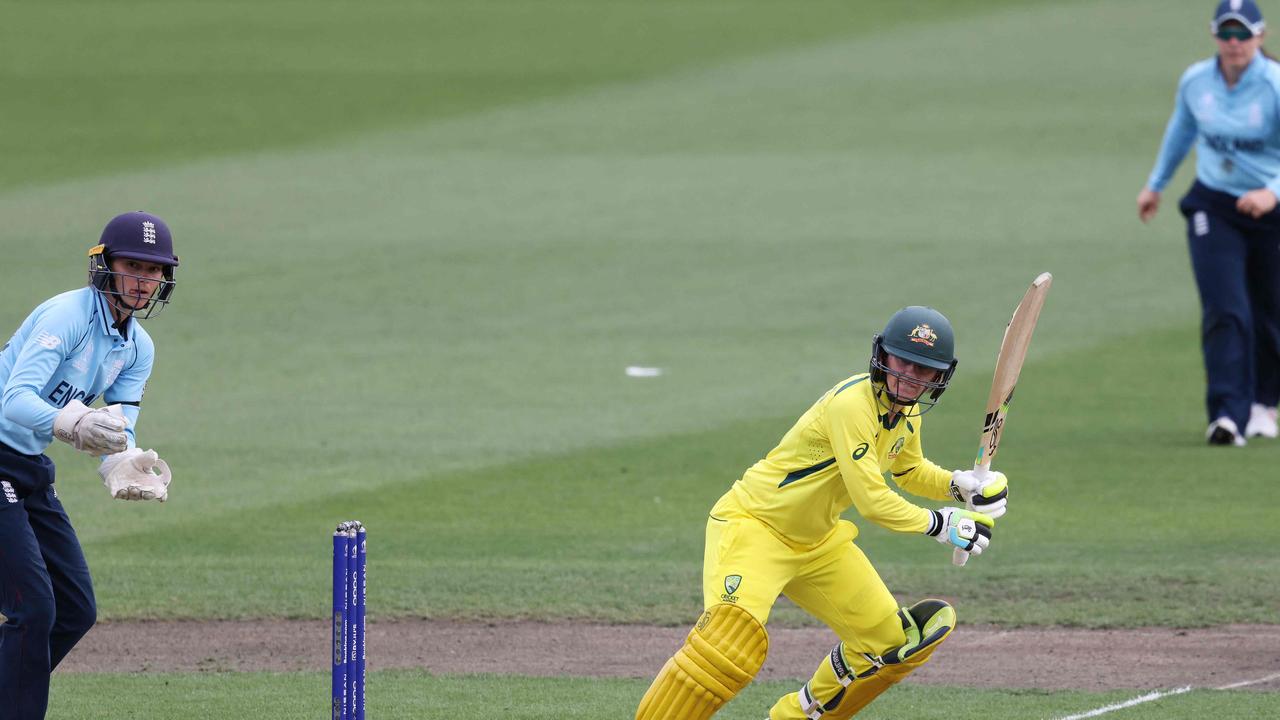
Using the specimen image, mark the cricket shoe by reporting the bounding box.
[1246,404,1279,439]
[1206,417,1246,447]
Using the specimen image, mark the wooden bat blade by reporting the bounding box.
[955,272,1052,568]
[975,272,1052,470]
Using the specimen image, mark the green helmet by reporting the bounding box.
[869,306,958,414]
[879,306,955,370]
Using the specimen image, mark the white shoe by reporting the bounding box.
[1206,416,1247,446]
[1246,404,1279,438]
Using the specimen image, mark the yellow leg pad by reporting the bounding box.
[813,600,955,720]
[636,603,769,720]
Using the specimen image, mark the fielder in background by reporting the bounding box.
[0,212,177,720]
[635,307,1007,720]
[1138,0,1280,445]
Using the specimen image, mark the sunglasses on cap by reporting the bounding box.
[1216,24,1256,41]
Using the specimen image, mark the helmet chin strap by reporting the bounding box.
[872,382,921,417]
[101,275,145,330]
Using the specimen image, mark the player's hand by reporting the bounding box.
[1137,188,1161,223]
[99,448,172,502]
[950,469,1008,519]
[53,400,128,455]
[928,507,993,554]
[1237,189,1278,219]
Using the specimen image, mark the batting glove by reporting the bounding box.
[950,469,1008,519]
[927,507,993,554]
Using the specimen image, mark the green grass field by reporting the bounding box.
[4,0,1279,717]
[46,672,1277,720]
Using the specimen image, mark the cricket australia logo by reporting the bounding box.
[887,436,905,460]
[142,220,157,244]
[908,324,937,347]
[721,575,742,603]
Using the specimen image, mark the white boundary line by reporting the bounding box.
[1216,671,1280,690]
[1053,686,1192,720]
[1052,671,1280,720]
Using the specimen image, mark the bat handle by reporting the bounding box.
[952,460,989,567]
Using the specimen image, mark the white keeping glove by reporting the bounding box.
[950,469,1008,519]
[53,400,129,455]
[99,448,172,502]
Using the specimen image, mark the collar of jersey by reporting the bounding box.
[1218,49,1265,89]
[878,410,904,430]
[92,289,130,342]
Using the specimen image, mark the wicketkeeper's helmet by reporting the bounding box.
[88,211,180,320]
[869,306,957,415]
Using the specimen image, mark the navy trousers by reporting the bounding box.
[1180,181,1280,430]
[0,444,96,720]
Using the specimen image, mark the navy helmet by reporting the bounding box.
[88,211,180,320]
[869,306,958,416]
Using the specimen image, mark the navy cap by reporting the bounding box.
[1213,0,1266,34]
[99,211,179,267]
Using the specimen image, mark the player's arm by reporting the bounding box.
[1146,70,1198,194]
[1,308,127,454]
[890,418,1008,518]
[101,332,155,449]
[826,397,933,534]
[888,426,953,502]
[99,332,171,502]
[827,397,993,553]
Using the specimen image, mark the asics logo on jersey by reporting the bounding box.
[142,220,157,244]
[47,380,97,408]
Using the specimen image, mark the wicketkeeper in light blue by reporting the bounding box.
[0,211,179,720]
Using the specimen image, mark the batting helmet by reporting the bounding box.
[869,306,958,415]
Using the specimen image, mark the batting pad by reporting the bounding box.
[823,599,955,718]
[770,599,955,720]
[635,603,769,720]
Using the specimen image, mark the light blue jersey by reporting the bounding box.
[1147,51,1280,197]
[0,287,152,455]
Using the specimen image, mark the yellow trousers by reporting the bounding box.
[703,511,905,657]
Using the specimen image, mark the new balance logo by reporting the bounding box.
[35,332,61,350]
[142,220,156,244]
[1,481,17,504]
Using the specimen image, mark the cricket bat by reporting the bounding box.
[954,272,1053,567]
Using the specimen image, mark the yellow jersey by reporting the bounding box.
[714,373,953,548]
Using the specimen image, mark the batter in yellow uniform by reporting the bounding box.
[635,306,1009,720]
